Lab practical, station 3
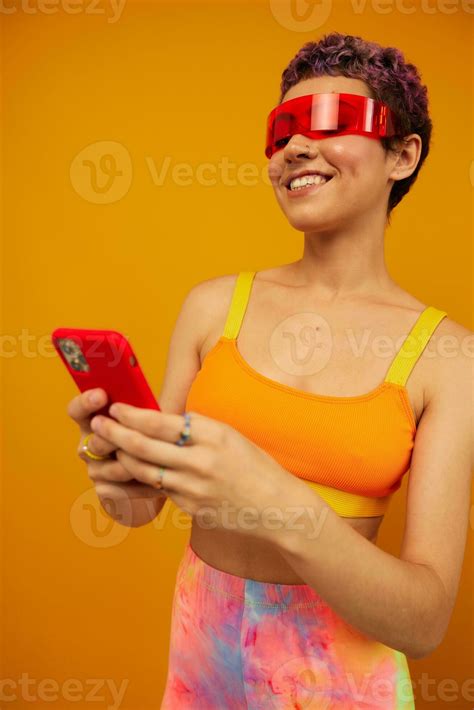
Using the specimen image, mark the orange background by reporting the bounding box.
[1,1,473,708]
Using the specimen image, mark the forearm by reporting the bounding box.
[261,480,447,659]
[95,482,168,528]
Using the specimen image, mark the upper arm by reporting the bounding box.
[158,277,219,415]
[399,320,474,642]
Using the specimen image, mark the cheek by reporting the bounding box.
[323,137,382,179]
[267,155,284,187]
[323,141,360,177]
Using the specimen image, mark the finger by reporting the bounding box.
[115,449,170,489]
[77,431,118,462]
[67,388,108,427]
[116,450,190,496]
[87,457,135,483]
[90,415,191,471]
[107,403,204,445]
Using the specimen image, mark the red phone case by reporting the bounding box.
[51,327,161,419]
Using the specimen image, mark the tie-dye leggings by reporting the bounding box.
[160,542,415,709]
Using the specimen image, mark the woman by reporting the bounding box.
[71,32,473,709]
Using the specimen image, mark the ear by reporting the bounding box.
[388,134,422,182]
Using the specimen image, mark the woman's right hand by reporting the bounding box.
[67,388,167,526]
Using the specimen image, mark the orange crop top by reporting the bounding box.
[185,271,448,518]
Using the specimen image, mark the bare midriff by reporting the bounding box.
[189,514,384,584]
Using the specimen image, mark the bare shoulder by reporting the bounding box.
[157,273,239,414]
[428,315,473,370]
[187,272,240,339]
[190,272,240,298]
[424,314,474,407]
[188,272,249,366]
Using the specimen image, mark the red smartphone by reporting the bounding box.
[51,327,161,419]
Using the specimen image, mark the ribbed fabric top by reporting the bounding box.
[185,271,448,518]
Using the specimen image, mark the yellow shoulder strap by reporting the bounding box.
[222,271,256,340]
[384,306,448,386]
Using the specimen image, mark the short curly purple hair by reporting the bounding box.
[278,32,432,221]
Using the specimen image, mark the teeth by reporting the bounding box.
[289,174,328,190]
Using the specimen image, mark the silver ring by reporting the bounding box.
[155,412,192,490]
[156,465,166,490]
[175,412,192,446]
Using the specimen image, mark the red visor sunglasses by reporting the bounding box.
[265,92,401,159]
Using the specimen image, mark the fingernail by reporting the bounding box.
[89,392,102,405]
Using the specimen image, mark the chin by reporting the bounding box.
[282,198,362,232]
[283,210,335,233]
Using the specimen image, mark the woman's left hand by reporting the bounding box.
[90,404,292,540]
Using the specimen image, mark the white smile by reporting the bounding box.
[285,175,333,197]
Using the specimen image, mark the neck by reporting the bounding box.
[293,220,397,304]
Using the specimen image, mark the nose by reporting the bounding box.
[283,134,315,161]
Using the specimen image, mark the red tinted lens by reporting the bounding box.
[328,96,359,131]
[270,102,312,149]
[266,97,311,156]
